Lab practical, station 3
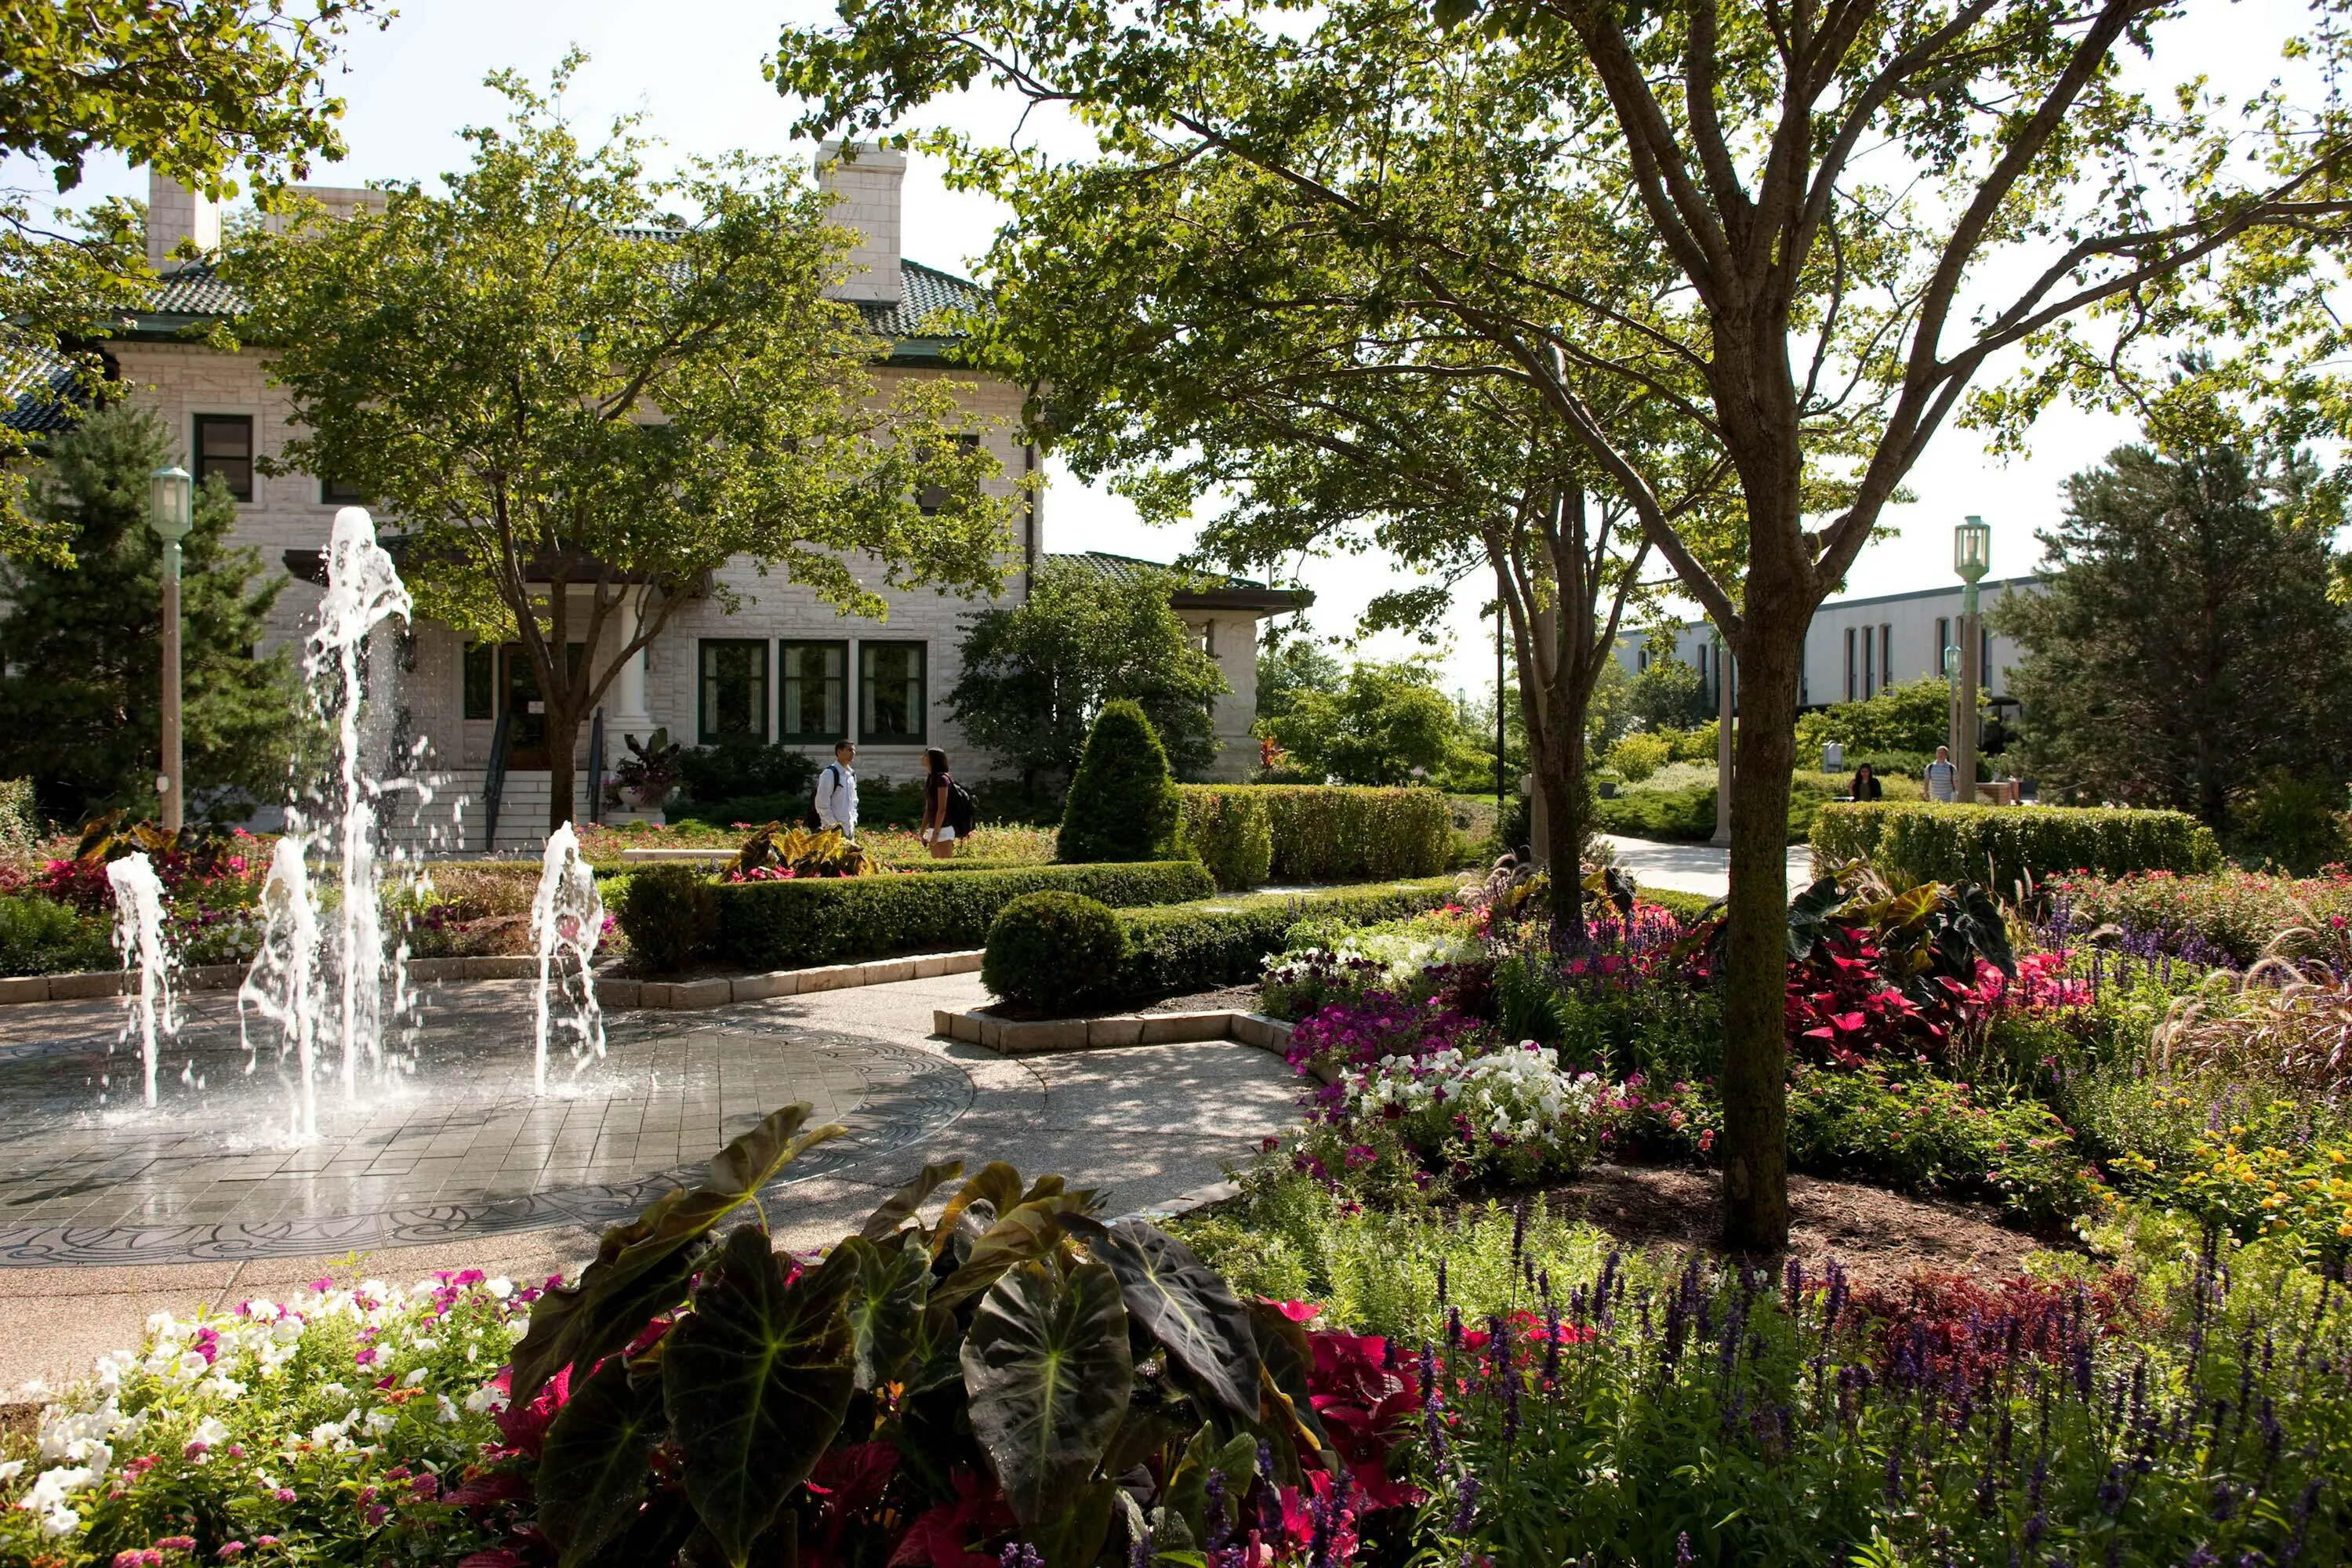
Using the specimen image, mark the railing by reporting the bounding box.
[482,706,511,852]
[587,709,606,826]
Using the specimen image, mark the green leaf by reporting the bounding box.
[933,1160,1024,1258]
[1069,1216,1259,1419]
[535,1357,670,1568]
[662,1226,858,1567]
[931,1192,1091,1312]
[1246,1298,1330,1469]
[1163,1428,1260,1545]
[858,1159,964,1242]
[1028,1477,1118,1568]
[511,1105,846,1406]
[960,1258,1134,1527]
[843,1231,931,1391]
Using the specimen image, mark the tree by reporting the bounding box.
[0,405,292,822]
[1998,418,2352,826]
[1627,655,1708,735]
[230,60,1016,832]
[779,0,2352,1247]
[1257,639,1343,723]
[2,0,384,562]
[1795,678,1977,760]
[946,554,1227,792]
[1260,659,1460,786]
[1056,699,1185,863]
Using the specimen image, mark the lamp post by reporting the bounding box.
[148,465,194,832]
[1952,516,1991,807]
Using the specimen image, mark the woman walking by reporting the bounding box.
[919,747,956,859]
[1849,761,1884,801]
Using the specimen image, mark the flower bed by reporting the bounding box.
[2050,866,2352,967]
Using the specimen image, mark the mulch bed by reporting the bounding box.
[1526,1162,2060,1290]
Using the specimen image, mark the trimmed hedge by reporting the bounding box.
[1637,887,1719,924]
[713,860,1214,971]
[1176,789,1274,890]
[980,892,1127,1009]
[1811,802,2223,895]
[1108,877,1461,997]
[1178,785,1450,882]
[615,865,715,975]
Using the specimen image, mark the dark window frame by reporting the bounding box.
[463,641,496,720]
[779,638,850,743]
[194,413,255,503]
[916,434,983,516]
[858,640,927,746]
[697,639,771,746]
[321,474,368,505]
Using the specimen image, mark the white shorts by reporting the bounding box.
[925,826,956,842]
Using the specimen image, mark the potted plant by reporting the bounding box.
[609,727,683,811]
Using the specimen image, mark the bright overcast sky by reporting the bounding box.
[15,0,2320,699]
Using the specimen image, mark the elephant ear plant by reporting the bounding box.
[512,1105,1333,1568]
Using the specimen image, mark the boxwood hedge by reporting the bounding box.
[711,860,1213,971]
[1177,784,1450,883]
[1103,877,1463,998]
[1810,801,2222,895]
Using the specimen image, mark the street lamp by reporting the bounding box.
[1951,515,1991,807]
[148,465,193,833]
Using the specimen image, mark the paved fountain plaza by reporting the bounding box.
[0,985,973,1266]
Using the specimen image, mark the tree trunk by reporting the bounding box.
[544,702,580,834]
[1717,621,1802,1253]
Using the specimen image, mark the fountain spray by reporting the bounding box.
[238,832,323,1137]
[532,822,607,1094]
[105,852,176,1107]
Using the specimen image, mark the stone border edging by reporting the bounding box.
[0,950,985,1011]
[931,1004,1296,1058]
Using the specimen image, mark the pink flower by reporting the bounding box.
[155,1540,196,1553]
[274,1487,297,1503]
[216,1546,246,1561]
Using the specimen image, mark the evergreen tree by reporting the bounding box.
[0,405,293,822]
[1998,419,2352,826]
[1057,700,1186,864]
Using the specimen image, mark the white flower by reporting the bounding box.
[20,1465,96,1537]
[365,1409,397,1436]
[0,1459,22,1482]
[436,1395,461,1425]
[201,1375,246,1402]
[191,1417,230,1448]
[319,1381,350,1401]
[402,1366,430,1387]
[463,1381,509,1414]
[487,1277,514,1299]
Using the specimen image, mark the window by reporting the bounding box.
[1863,622,1876,698]
[321,474,368,505]
[194,414,254,502]
[698,640,769,744]
[859,641,926,744]
[916,434,982,515]
[1982,626,1993,684]
[1936,616,1951,674]
[779,640,848,742]
[1843,626,1857,701]
[1880,626,1893,692]
[463,642,496,720]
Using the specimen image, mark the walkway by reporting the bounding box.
[0,972,1299,1395]
[1602,833,1819,898]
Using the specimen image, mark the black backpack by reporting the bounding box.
[946,779,978,837]
[807,762,844,832]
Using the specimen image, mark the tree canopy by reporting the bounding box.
[1998,407,2352,828]
[231,59,1018,829]
[946,554,1228,790]
[1259,659,1465,787]
[2,0,383,563]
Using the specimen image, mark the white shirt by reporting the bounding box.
[814,760,857,835]
[1925,759,1957,803]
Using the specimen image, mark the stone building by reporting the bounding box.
[7,149,1303,844]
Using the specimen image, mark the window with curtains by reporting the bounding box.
[859,641,926,744]
[779,641,848,742]
[194,414,254,501]
[698,640,769,744]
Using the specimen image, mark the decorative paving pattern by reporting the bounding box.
[0,990,973,1265]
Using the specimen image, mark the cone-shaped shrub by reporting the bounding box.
[1058,699,1188,864]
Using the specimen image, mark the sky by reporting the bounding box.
[12,0,2310,699]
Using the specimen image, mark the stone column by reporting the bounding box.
[610,586,655,744]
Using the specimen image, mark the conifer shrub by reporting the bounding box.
[1058,699,1187,864]
[981,891,1127,1008]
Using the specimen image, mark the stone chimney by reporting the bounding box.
[260,184,390,235]
[146,171,221,270]
[815,141,905,306]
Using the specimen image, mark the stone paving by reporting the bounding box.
[0,971,1301,1393]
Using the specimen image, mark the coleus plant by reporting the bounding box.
[508,1105,1338,1568]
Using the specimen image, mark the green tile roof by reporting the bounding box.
[2,343,85,437]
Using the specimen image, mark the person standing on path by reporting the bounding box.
[814,739,858,837]
[1925,746,1958,804]
[1849,762,1884,802]
[919,747,956,859]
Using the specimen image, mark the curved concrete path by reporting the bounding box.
[0,971,1300,1395]
[1602,833,1817,898]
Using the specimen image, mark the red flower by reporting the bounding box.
[888,1471,1013,1568]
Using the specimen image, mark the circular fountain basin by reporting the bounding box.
[0,987,972,1265]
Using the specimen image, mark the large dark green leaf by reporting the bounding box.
[1784,876,1852,960]
[843,1232,931,1391]
[535,1357,670,1568]
[662,1226,858,1567]
[579,1490,695,1568]
[932,1161,1024,1258]
[512,1105,846,1406]
[858,1160,964,1242]
[960,1259,1133,1527]
[1028,1478,1116,1568]
[931,1193,1090,1313]
[1069,1216,1259,1420]
[1247,1298,1330,1469]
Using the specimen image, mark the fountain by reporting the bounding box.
[105,852,175,1108]
[531,822,608,1094]
[237,833,323,1138]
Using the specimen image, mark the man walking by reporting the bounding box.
[1925,745,1958,804]
[815,740,858,837]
